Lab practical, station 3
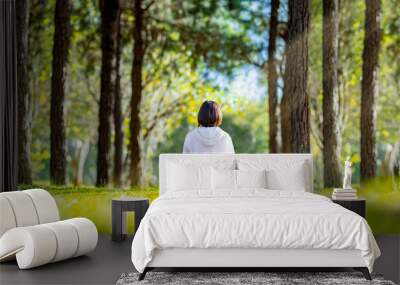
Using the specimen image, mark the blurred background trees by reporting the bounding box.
[17,0,399,190]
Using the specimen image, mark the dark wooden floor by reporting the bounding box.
[375,235,400,284]
[0,235,134,285]
[0,235,399,285]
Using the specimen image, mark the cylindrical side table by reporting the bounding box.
[112,197,149,242]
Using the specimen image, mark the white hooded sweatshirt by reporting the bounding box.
[182,127,235,154]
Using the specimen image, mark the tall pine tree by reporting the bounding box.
[113,7,124,187]
[286,0,311,153]
[129,0,145,186]
[267,0,281,153]
[16,0,32,185]
[97,0,120,186]
[360,0,381,181]
[322,0,342,187]
[50,0,71,185]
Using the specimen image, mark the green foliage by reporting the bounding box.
[308,0,400,185]
[148,1,261,73]
[222,100,268,153]
[378,0,400,145]
[29,0,56,180]
[28,0,400,230]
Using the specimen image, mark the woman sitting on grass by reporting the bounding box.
[183,100,235,154]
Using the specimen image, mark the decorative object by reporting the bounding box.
[343,158,353,189]
[332,188,358,200]
[332,158,358,200]
[117,271,394,285]
[0,189,98,269]
[112,197,149,242]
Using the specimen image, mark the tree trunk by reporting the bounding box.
[322,0,342,187]
[267,0,281,153]
[281,49,291,154]
[280,30,291,153]
[97,0,120,186]
[16,0,32,185]
[113,9,124,187]
[286,0,310,153]
[72,139,90,186]
[50,0,71,185]
[280,94,291,153]
[360,0,381,181]
[129,0,145,186]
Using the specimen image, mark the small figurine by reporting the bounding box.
[343,158,352,189]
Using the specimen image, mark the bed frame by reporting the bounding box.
[139,154,371,281]
[139,248,370,280]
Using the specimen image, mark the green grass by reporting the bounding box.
[316,179,400,234]
[22,181,400,234]
[21,184,159,234]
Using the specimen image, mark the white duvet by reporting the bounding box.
[131,190,380,273]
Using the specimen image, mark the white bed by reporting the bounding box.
[131,154,380,280]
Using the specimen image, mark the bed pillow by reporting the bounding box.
[167,162,212,192]
[265,163,307,191]
[236,169,267,189]
[237,159,309,191]
[212,168,237,191]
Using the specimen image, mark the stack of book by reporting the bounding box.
[332,188,357,200]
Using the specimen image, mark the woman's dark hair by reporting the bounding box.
[197,100,222,127]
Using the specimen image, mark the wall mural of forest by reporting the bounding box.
[16,0,399,233]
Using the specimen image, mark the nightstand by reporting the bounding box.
[332,198,366,218]
[112,197,149,242]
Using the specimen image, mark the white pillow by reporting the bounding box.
[167,162,212,192]
[237,159,309,191]
[265,163,307,191]
[236,169,267,189]
[212,169,237,191]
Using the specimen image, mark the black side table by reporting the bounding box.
[112,197,149,242]
[332,198,366,218]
